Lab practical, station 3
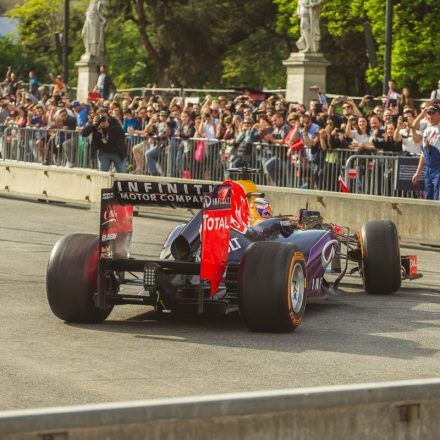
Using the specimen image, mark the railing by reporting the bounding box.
[0,126,422,198]
[0,126,92,168]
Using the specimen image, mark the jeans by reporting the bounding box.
[168,137,182,177]
[424,167,440,200]
[265,156,291,186]
[146,146,161,175]
[98,150,126,173]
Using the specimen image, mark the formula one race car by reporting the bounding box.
[46,168,422,332]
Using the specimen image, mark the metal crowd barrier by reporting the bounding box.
[0,126,91,168]
[344,153,417,198]
[0,127,421,198]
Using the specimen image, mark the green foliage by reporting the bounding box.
[106,0,279,87]
[5,0,88,83]
[105,17,156,88]
[221,28,289,89]
[365,0,440,94]
[277,0,440,96]
[0,35,47,81]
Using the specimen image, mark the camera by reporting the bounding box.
[98,115,107,124]
[402,116,408,123]
[366,95,375,100]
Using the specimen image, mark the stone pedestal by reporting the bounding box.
[283,52,330,105]
[75,54,99,103]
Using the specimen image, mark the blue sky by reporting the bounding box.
[0,16,19,37]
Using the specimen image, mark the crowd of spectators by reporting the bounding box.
[1,67,440,199]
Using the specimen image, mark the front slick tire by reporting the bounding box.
[239,242,307,333]
[46,233,113,323]
[360,220,401,295]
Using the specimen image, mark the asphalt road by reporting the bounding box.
[0,196,439,411]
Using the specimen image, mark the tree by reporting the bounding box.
[365,0,440,95]
[275,0,371,95]
[5,0,88,84]
[106,0,279,87]
[275,0,440,97]
[0,35,48,83]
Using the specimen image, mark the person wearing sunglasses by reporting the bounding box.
[412,100,440,200]
[328,96,362,128]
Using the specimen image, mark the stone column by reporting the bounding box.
[283,52,330,104]
[75,54,99,103]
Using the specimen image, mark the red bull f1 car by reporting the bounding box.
[46,168,422,332]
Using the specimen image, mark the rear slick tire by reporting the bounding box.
[238,242,307,332]
[46,233,113,323]
[360,220,401,295]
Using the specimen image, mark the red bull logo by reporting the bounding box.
[223,180,250,234]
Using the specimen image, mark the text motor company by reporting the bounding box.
[116,181,217,205]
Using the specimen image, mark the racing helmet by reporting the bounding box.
[251,197,273,220]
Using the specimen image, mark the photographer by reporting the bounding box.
[394,109,422,156]
[319,123,350,191]
[81,107,126,173]
[328,96,362,127]
[231,118,260,169]
[372,123,402,153]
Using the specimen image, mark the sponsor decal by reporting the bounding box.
[100,245,113,259]
[202,214,229,231]
[114,181,215,208]
[101,228,118,242]
[200,184,231,295]
[99,189,133,260]
[310,278,322,290]
[321,239,339,269]
[222,180,250,234]
[229,237,241,252]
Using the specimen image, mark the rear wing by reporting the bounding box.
[99,180,232,296]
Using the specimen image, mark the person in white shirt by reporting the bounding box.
[345,116,375,152]
[393,108,422,155]
[430,80,440,100]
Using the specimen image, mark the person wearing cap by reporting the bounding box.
[81,107,126,173]
[71,101,88,127]
[412,100,440,200]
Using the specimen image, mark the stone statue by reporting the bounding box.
[81,0,106,60]
[296,0,323,53]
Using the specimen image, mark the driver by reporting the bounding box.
[250,197,273,223]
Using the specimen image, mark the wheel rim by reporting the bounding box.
[290,262,305,314]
